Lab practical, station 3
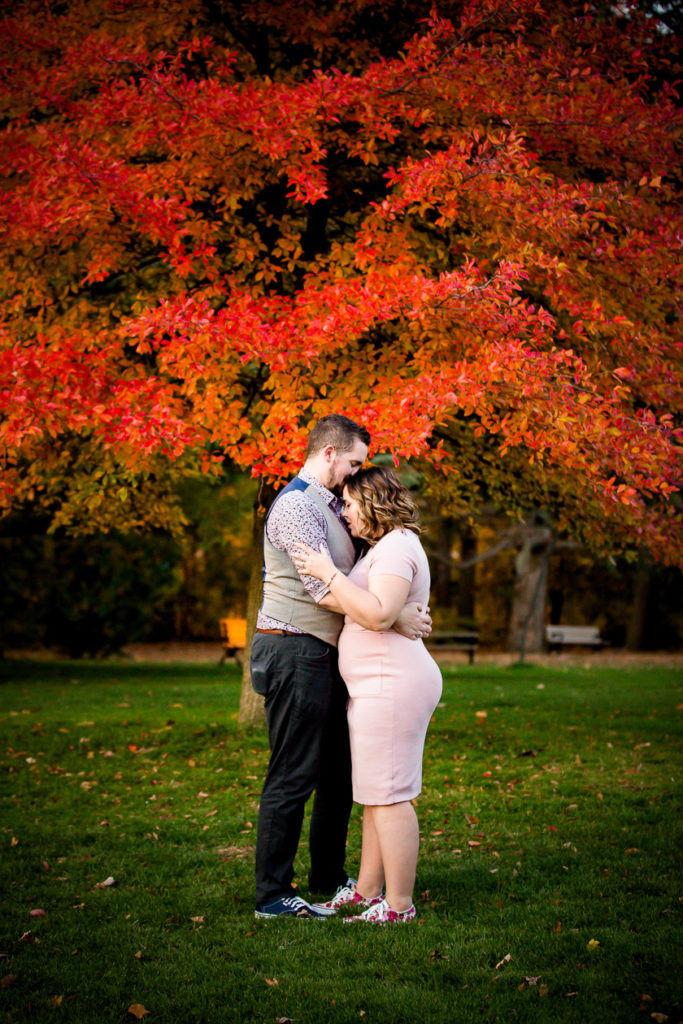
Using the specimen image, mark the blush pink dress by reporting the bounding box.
[337,529,443,805]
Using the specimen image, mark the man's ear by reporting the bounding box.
[322,444,335,463]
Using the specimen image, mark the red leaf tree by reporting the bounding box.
[1,0,681,702]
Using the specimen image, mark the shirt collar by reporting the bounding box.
[299,467,343,513]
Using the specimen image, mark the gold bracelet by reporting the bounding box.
[325,569,339,588]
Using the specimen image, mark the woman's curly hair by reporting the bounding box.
[345,466,421,539]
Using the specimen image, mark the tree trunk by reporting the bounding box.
[433,515,455,607]
[457,525,477,624]
[508,520,553,657]
[626,564,651,651]
[238,479,279,727]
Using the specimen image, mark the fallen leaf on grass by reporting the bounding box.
[190,916,204,924]
[217,844,253,860]
[18,931,38,944]
[276,1018,299,1023]
[539,984,549,997]
[524,976,541,986]
[587,939,600,950]
[495,954,512,970]
[50,995,63,1007]
[264,977,279,986]
[95,876,115,888]
[1,975,18,989]
[127,1004,150,1019]
[29,909,46,918]
[650,1015,669,1023]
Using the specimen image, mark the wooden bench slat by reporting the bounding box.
[426,629,479,664]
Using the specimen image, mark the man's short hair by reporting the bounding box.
[306,414,371,457]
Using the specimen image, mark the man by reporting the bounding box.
[250,414,431,919]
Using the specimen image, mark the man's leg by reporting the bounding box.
[308,659,353,895]
[252,634,334,905]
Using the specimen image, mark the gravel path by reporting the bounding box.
[6,641,682,669]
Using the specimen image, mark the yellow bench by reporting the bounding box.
[219,617,247,666]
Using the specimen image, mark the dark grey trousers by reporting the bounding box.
[250,632,353,904]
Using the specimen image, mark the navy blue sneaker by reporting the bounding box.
[254,895,330,919]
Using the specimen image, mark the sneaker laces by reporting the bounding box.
[326,884,356,908]
[360,899,388,921]
[281,896,313,913]
[317,884,384,911]
[346,898,416,923]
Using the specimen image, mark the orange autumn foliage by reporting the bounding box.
[0,0,681,560]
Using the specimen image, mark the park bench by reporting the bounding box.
[545,624,606,652]
[219,616,247,665]
[426,629,479,664]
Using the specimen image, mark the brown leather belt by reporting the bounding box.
[255,627,302,637]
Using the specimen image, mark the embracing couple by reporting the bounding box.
[250,414,443,924]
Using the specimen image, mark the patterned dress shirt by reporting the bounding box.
[257,468,348,633]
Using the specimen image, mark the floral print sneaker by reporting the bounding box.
[312,883,384,914]
[343,898,417,924]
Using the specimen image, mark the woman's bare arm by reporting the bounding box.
[295,542,410,630]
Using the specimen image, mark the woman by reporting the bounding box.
[293,466,442,924]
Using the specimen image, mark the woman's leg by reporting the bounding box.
[371,801,419,911]
[355,806,384,898]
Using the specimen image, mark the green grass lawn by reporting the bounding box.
[0,658,681,1023]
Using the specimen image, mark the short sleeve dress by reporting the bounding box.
[337,528,443,805]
